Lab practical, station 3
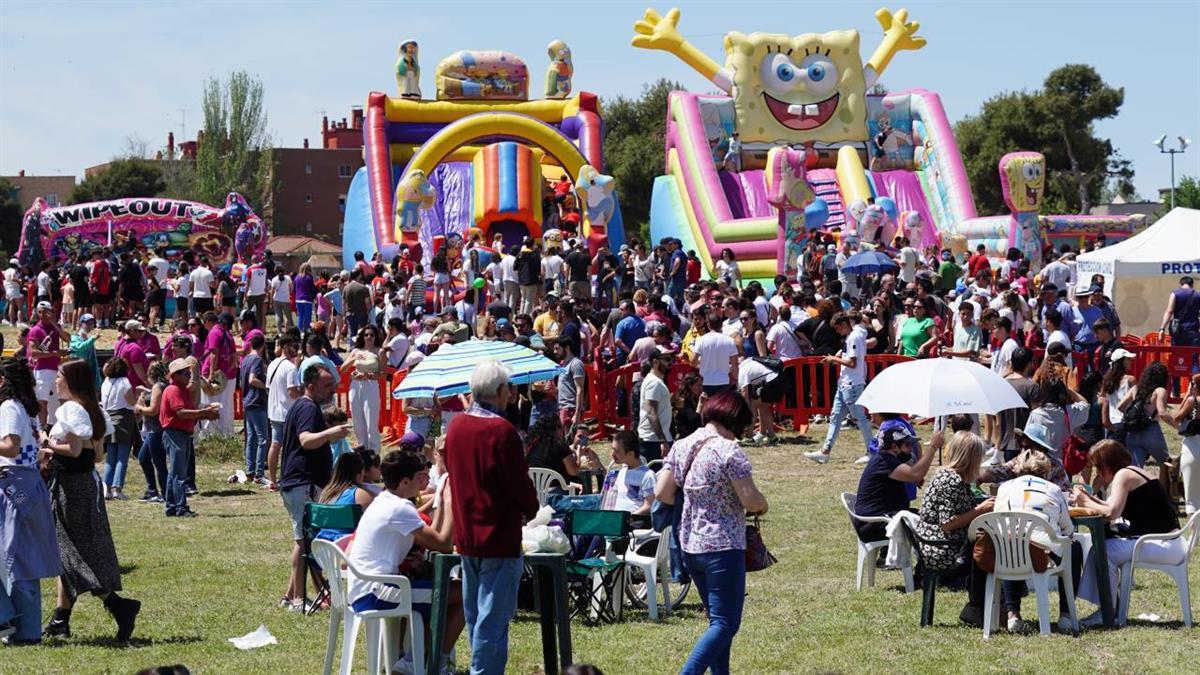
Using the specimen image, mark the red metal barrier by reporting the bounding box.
[385,370,407,444]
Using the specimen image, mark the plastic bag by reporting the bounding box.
[228,624,278,650]
[521,524,570,554]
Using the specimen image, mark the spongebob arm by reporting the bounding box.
[632,8,733,93]
[864,8,926,88]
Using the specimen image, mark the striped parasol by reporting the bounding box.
[392,339,563,399]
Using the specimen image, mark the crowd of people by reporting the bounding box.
[1,227,1197,671]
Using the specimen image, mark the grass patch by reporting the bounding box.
[3,425,1197,674]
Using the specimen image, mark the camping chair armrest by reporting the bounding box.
[853,514,893,525]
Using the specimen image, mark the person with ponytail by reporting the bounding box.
[42,360,141,643]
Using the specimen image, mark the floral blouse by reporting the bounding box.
[915,468,974,571]
[666,427,753,554]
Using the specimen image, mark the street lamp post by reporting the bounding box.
[1154,135,1191,209]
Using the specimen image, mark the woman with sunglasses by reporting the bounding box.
[341,325,385,451]
[737,310,768,359]
[897,296,938,357]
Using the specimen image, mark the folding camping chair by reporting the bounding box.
[563,509,632,625]
[304,502,364,616]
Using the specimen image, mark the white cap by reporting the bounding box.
[1109,348,1135,363]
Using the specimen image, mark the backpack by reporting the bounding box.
[1121,394,1152,433]
[751,357,788,402]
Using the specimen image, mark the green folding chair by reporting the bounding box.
[304,502,364,616]
[564,509,631,624]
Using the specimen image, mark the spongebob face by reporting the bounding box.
[723,30,867,144]
[1001,152,1045,213]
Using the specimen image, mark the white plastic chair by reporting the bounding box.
[839,492,914,593]
[969,511,1079,638]
[311,539,427,675]
[529,467,576,506]
[623,525,675,621]
[1117,511,1199,628]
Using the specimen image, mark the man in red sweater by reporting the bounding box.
[445,360,538,675]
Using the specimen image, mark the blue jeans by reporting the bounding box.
[460,555,523,675]
[163,428,192,514]
[0,579,42,641]
[681,549,746,675]
[668,279,685,308]
[243,407,269,477]
[296,301,313,332]
[138,427,168,495]
[103,440,133,489]
[822,381,872,453]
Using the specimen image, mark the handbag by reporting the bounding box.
[1061,409,1089,476]
[745,515,777,573]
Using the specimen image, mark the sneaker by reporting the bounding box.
[138,491,160,503]
[0,621,14,639]
[391,655,417,675]
[751,432,766,445]
[228,470,247,484]
[1007,616,1029,633]
[287,599,315,613]
[253,476,271,487]
[112,490,129,501]
[185,487,199,496]
[1080,611,1105,627]
[854,455,870,466]
[803,450,830,464]
[1057,617,1077,633]
[279,597,293,609]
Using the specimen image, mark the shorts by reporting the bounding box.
[568,280,591,299]
[61,302,75,315]
[350,580,433,613]
[702,384,732,396]
[176,297,189,314]
[270,420,285,445]
[4,287,19,301]
[192,297,214,313]
[34,368,56,403]
[148,288,166,306]
[92,291,111,305]
[434,272,450,286]
[281,483,320,541]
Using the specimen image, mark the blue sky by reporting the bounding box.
[2,0,1198,201]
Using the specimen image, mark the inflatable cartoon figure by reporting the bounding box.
[18,198,48,270]
[396,170,435,234]
[544,40,573,99]
[235,218,266,264]
[859,203,888,244]
[845,199,868,235]
[575,165,615,253]
[396,40,421,99]
[999,152,1045,271]
[870,113,912,170]
[542,228,564,252]
[632,7,925,144]
[765,146,817,277]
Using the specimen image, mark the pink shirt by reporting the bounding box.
[138,332,162,359]
[26,320,61,371]
[118,342,149,388]
[241,327,265,354]
[204,325,238,378]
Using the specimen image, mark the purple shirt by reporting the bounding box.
[666,427,753,554]
[26,320,61,371]
[294,273,317,303]
[204,324,238,378]
[118,341,149,388]
[138,331,161,359]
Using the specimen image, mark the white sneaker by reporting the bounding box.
[854,455,870,466]
[751,432,766,445]
[1007,616,1028,632]
[803,450,830,464]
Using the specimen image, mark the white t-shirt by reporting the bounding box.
[51,399,114,442]
[899,247,918,283]
[148,257,170,285]
[992,337,1019,375]
[609,465,656,513]
[752,296,770,326]
[637,372,672,442]
[634,254,655,283]
[838,324,868,387]
[347,490,426,603]
[541,254,564,282]
[266,357,300,423]
[3,268,22,299]
[499,255,517,284]
[766,321,803,359]
[101,376,134,411]
[175,272,192,298]
[246,265,268,296]
[1047,330,1073,367]
[737,357,779,392]
[0,399,40,467]
[694,331,739,386]
[37,271,51,297]
[715,259,739,285]
[190,267,214,299]
[270,275,292,303]
[1041,260,1071,290]
[386,334,410,369]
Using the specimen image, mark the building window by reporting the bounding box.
[304,194,313,203]
[338,164,352,178]
[305,222,313,232]
[338,194,347,214]
[304,164,312,175]
[45,193,59,207]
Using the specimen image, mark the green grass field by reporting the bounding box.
[3,426,1198,674]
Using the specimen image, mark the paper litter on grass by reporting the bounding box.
[228,624,278,650]
[1136,613,1162,622]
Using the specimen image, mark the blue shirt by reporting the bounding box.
[670,250,687,283]
[1074,305,1104,346]
[613,315,646,358]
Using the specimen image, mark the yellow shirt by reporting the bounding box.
[533,311,560,340]
[680,326,700,362]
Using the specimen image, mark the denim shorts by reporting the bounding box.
[270,420,285,445]
[281,484,319,541]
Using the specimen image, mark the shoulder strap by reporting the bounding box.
[679,435,716,490]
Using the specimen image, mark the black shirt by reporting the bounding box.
[799,317,840,356]
[278,397,332,490]
[527,439,573,483]
[565,250,590,282]
[854,451,909,524]
[516,249,541,286]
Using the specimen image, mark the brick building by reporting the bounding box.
[1,171,75,210]
[263,108,365,240]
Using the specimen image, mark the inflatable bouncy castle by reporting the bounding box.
[342,40,622,272]
[633,7,1143,285]
[16,192,266,269]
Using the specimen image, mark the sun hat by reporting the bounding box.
[168,358,191,376]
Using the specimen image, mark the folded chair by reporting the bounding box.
[304,502,364,616]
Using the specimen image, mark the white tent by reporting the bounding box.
[1075,207,1200,336]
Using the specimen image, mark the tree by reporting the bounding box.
[195,71,271,210]
[0,178,23,257]
[69,158,166,204]
[954,64,1131,215]
[602,79,683,237]
[1173,175,1200,210]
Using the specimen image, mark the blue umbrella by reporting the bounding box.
[393,339,563,399]
[840,250,899,275]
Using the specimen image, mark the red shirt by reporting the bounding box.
[160,383,195,432]
[968,253,991,279]
[444,407,539,557]
[686,258,701,284]
[553,179,572,197]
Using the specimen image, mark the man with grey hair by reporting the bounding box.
[445,360,538,674]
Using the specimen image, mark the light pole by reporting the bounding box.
[1154,135,1191,209]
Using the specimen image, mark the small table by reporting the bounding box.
[1072,516,1115,627]
[427,552,573,675]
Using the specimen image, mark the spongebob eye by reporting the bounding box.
[798,54,838,96]
[1022,164,1038,181]
[760,52,799,94]
[1032,165,1043,180]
